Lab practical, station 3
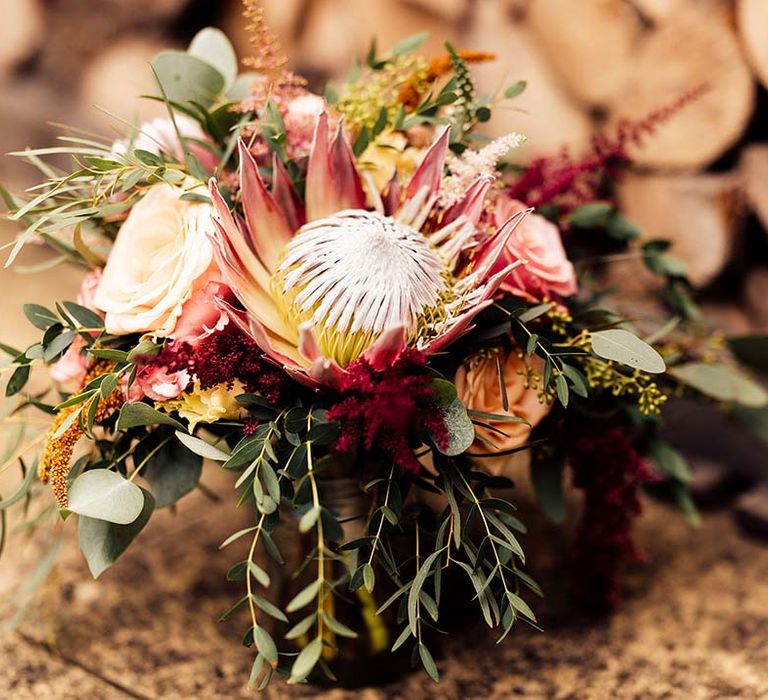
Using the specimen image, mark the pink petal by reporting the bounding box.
[298,322,322,362]
[405,125,450,200]
[238,141,292,272]
[305,112,336,221]
[425,263,520,355]
[271,153,304,232]
[382,170,402,217]
[330,121,366,211]
[442,176,492,227]
[470,208,530,282]
[363,325,407,370]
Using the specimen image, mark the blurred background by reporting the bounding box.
[1,1,768,697]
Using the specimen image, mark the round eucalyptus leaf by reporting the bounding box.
[188,28,238,91]
[67,469,145,525]
[151,51,226,108]
[79,489,154,578]
[434,397,475,456]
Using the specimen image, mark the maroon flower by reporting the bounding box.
[327,350,448,474]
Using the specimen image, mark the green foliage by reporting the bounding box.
[670,362,768,408]
[78,489,155,578]
[591,329,666,374]
[67,469,146,524]
[134,429,203,508]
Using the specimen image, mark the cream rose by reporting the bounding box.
[455,349,550,459]
[93,183,215,336]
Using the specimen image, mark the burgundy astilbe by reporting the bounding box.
[327,350,448,475]
[136,325,288,405]
[567,419,660,611]
[508,86,708,214]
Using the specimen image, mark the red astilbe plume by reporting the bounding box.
[191,324,287,403]
[566,419,660,611]
[327,350,448,475]
[134,325,288,405]
[508,86,708,215]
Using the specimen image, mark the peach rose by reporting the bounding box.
[492,197,577,301]
[93,182,215,336]
[455,349,550,458]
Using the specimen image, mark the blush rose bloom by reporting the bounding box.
[93,182,215,336]
[455,349,550,463]
[169,270,233,347]
[491,197,577,301]
[50,269,103,388]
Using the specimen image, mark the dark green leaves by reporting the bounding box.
[23,303,58,331]
[135,430,203,508]
[78,489,154,578]
[727,334,768,376]
[5,365,30,397]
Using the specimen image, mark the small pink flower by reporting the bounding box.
[491,197,577,301]
[128,365,191,403]
[169,267,234,347]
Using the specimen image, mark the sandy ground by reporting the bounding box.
[1,460,768,700]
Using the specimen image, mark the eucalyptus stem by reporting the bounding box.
[367,465,395,569]
[305,412,326,646]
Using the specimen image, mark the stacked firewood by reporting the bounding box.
[2,0,768,327]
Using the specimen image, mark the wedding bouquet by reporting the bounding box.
[2,6,766,689]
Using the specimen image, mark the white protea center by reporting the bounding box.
[272,209,449,366]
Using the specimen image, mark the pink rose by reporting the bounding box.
[492,198,577,301]
[49,269,104,388]
[169,268,234,347]
[128,365,191,403]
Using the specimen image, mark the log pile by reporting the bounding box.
[2,0,768,326]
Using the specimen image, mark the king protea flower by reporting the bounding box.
[208,113,526,386]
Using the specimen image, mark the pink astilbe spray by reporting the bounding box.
[508,86,708,215]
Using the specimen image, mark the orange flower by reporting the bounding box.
[455,349,550,457]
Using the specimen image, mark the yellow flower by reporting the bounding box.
[357,130,425,192]
[161,381,247,431]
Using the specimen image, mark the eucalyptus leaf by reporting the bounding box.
[135,430,203,508]
[591,329,665,374]
[188,28,238,90]
[68,469,145,525]
[78,489,154,578]
[175,431,230,461]
[433,397,475,456]
[151,51,226,108]
[289,637,322,684]
[116,402,186,431]
[670,362,768,408]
